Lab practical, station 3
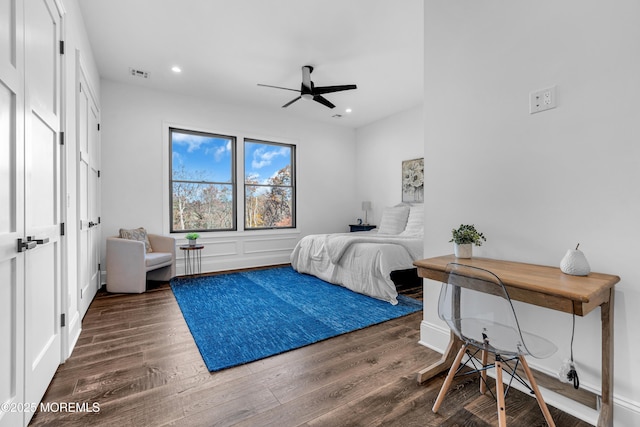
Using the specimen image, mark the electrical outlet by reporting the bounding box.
[529,85,557,114]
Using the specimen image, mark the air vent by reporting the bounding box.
[129,68,150,79]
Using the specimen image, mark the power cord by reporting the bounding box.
[567,311,580,389]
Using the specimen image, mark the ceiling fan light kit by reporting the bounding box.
[258,65,357,109]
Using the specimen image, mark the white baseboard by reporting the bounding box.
[65,311,82,362]
[418,320,640,426]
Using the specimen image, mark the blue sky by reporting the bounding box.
[172,131,291,184]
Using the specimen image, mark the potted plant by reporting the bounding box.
[186,233,200,247]
[450,224,486,258]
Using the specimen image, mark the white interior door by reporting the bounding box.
[77,67,100,318]
[0,2,25,426]
[23,0,62,416]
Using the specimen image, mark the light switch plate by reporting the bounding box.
[530,86,557,114]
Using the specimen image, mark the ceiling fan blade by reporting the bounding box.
[312,95,335,109]
[313,84,357,95]
[282,96,302,108]
[257,83,301,93]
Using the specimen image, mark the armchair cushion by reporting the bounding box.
[119,227,153,253]
[145,252,173,268]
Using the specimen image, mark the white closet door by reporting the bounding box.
[77,67,100,319]
[23,0,62,418]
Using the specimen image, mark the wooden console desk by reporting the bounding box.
[414,255,620,427]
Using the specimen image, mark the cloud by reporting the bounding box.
[251,146,288,169]
[172,132,209,153]
[214,140,232,161]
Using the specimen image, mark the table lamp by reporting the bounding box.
[361,201,371,225]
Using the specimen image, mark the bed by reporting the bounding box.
[290,204,424,305]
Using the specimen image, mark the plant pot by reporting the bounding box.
[188,239,197,247]
[454,243,472,258]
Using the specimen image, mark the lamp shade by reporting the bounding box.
[361,201,371,211]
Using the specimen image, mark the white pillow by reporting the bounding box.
[377,206,410,235]
[400,204,424,236]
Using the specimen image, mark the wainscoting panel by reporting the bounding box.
[243,235,299,254]
[176,232,300,276]
[198,239,238,257]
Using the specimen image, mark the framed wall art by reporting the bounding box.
[402,158,424,203]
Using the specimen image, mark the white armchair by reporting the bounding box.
[106,234,176,293]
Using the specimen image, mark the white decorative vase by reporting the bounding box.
[454,243,472,259]
[560,247,590,276]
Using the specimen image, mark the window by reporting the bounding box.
[244,139,296,230]
[170,128,236,232]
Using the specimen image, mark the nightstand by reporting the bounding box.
[179,244,204,276]
[349,224,376,232]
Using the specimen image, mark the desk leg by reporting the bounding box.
[417,332,463,384]
[598,288,614,427]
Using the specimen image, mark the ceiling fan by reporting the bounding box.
[258,65,357,109]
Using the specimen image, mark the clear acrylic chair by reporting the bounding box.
[432,262,558,427]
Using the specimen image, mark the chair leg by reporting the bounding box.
[519,355,556,427]
[432,344,468,413]
[480,348,489,394]
[495,357,507,427]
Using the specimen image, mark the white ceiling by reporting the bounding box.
[78,0,424,128]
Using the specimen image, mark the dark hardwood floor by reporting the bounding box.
[29,272,590,427]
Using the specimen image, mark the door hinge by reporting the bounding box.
[59,40,65,55]
[97,123,100,131]
[61,313,66,327]
[59,131,65,145]
[98,263,101,271]
[60,222,65,236]
[98,170,101,178]
[98,216,101,224]
[79,82,82,92]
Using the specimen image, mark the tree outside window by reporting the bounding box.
[170,128,236,232]
[244,140,296,229]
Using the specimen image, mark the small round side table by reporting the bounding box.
[179,244,204,276]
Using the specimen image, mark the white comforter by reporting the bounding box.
[290,231,423,304]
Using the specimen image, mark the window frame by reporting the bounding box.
[168,127,237,233]
[243,138,297,231]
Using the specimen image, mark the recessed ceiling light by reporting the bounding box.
[345,108,352,113]
[171,66,182,73]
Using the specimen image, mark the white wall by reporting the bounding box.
[423,1,640,425]
[355,105,424,224]
[100,80,357,274]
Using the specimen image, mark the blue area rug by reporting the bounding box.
[170,266,422,372]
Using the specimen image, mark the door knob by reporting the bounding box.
[17,238,37,252]
[27,236,50,245]
[88,221,97,228]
